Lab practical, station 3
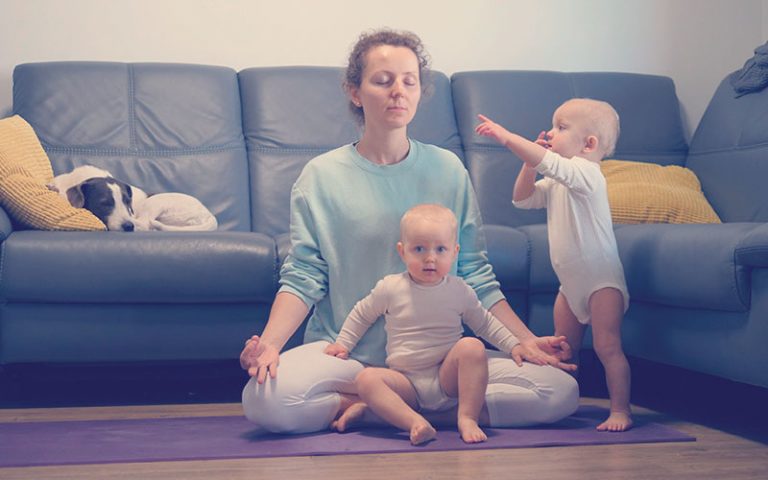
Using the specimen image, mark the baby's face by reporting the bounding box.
[545,103,592,159]
[398,219,458,286]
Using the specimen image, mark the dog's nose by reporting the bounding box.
[122,222,135,232]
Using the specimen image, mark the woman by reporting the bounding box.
[240,28,579,434]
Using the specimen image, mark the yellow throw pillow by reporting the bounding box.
[601,160,721,224]
[0,115,106,231]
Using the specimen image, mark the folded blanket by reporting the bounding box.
[730,41,768,97]
[134,193,218,232]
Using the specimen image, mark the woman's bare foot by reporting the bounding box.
[410,419,437,445]
[331,402,368,432]
[596,410,633,432]
[457,416,487,443]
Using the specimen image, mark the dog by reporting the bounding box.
[48,165,216,232]
[47,165,147,231]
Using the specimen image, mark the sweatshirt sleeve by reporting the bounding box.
[460,282,520,354]
[454,169,505,310]
[335,278,389,352]
[278,184,328,307]
[535,150,602,195]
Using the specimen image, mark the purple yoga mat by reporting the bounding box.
[0,405,694,468]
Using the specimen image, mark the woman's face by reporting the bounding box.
[350,45,421,132]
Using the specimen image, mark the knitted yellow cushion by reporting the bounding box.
[601,160,721,224]
[0,115,105,231]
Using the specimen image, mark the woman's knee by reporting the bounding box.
[543,371,579,422]
[241,377,334,433]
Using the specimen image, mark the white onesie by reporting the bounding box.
[335,272,520,411]
[514,150,629,324]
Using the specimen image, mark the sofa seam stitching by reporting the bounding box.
[40,143,245,156]
[463,145,688,155]
[688,142,768,155]
[128,64,137,152]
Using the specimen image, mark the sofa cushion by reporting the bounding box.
[452,71,689,228]
[239,66,464,237]
[13,62,250,231]
[520,223,752,312]
[517,224,558,292]
[0,115,105,231]
[0,231,278,303]
[601,160,721,224]
[687,70,768,222]
[483,224,530,291]
[616,223,753,311]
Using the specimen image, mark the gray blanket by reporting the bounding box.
[730,41,768,97]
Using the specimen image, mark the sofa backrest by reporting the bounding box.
[12,62,251,231]
[238,66,463,237]
[687,71,768,222]
[451,71,689,227]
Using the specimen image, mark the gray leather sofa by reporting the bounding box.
[1,62,766,391]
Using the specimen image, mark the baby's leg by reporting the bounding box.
[355,367,436,445]
[439,337,489,443]
[554,291,587,373]
[589,287,633,431]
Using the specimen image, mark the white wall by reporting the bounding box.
[0,0,764,138]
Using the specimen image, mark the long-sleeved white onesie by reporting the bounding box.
[514,150,629,324]
[336,272,520,410]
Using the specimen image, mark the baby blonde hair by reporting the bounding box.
[563,98,621,158]
[400,203,458,242]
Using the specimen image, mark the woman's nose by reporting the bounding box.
[391,81,404,97]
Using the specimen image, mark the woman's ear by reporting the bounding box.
[347,86,361,107]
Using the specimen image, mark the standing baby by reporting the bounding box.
[476,98,632,431]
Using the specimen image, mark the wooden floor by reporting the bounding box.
[1,396,766,480]
[1,356,766,480]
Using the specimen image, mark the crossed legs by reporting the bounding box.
[334,337,489,444]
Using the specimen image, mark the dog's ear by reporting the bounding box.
[65,185,85,208]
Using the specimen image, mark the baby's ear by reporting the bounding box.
[584,135,599,153]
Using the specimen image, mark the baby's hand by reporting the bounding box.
[534,131,550,149]
[324,342,350,359]
[475,114,511,145]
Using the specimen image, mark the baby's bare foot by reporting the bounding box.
[331,402,368,432]
[596,410,633,432]
[410,420,437,445]
[458,416,487,443]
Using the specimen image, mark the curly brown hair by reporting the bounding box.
[343,28,432,123]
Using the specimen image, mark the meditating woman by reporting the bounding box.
[240,28,579,433]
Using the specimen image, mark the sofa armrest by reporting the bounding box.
[736,223,768,268]
[0,206,13,241]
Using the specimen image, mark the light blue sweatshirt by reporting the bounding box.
[279,139,504,366]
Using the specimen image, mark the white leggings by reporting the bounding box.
[242,341,579,434]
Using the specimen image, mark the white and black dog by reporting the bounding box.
[48,165,217,232]
[47,166,147,231]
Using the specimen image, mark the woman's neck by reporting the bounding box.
[356,127,410,165]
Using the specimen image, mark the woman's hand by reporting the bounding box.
[323,342,350,359]
[240,335,281,384]
[518,336,577,372]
